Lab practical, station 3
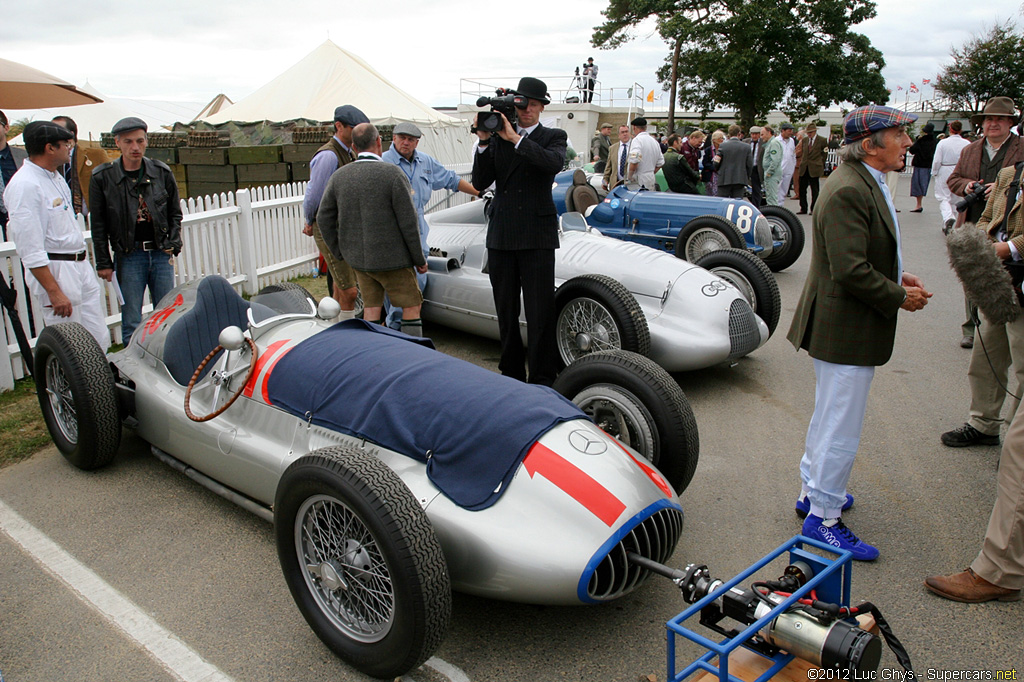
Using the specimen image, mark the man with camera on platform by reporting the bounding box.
[302,105,369,320]
[947,97,1024,352]
[472,77,567,386]
[582,58,598,104]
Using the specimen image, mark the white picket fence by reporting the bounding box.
[1,173,474,391]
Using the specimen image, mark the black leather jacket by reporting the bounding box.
[89,157,183,271]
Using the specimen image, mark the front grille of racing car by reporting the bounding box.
[727,299,760,359]
[753,215,773,256]
[587,506,684,601]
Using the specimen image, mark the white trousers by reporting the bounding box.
[799,359,875,519]
[933,166,957,224]
[29,260,110,351]
[778,169,794,203]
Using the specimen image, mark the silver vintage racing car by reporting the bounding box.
[423,202,781,373]
[34,276,698,679]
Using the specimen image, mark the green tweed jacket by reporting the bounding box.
[786,160,907,366]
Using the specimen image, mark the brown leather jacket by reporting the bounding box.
[948,135,1024,197]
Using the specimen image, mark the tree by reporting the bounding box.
[935,22,1024,118]
[591,0,889,131]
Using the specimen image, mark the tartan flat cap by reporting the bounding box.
[843,106,917,145]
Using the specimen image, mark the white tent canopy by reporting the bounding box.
[201,40,472,169]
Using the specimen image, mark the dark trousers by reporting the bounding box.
[487,248,558,386]
[799,171,820,212]
[584,78,596,103]
[717,183,746,198]
[750,169,763,207]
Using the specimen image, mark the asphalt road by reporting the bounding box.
[1,191,1021,682]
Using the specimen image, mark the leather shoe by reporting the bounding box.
[960,335,974,349]
[924,568,1021,603]
[796,210,807,215]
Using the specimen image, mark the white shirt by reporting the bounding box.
[626,131,664,188]
[930,134,971,175]
[3,159,85,270]
[780,136,797,175]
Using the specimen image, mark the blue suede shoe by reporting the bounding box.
[802,515,879,561]
[795,493,853,519]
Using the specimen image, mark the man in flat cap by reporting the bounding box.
[590,122,612,173]
[90,117,182,345]
[317,124,426,336]
[381,120,478,326]
[302,104,369,320]
[472,77,567,385]
[788,105,932,560]
[4,122,109,349]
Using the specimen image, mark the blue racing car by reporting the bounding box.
[552,169,804,272]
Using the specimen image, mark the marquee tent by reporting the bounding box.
[200,40,473,168]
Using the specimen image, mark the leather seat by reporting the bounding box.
[569,168,600,215]
[164,276,250,385]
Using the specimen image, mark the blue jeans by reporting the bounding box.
[117,249,175,344]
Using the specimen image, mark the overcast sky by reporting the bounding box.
[2,0,1021,114]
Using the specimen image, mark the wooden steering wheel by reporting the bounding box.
[184,337,258,422]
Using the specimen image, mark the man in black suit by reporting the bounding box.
[473,77,567,386]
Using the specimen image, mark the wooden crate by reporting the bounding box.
[186,165,236,183]
[228,145,283,165]
[292,126,333,144]
[178,148,229,165]
[145,148,178,164]
[168,164,187,184]
[187,181,236,199]
[290,161,311,182]
[237,163,291,184]
[282,143,322,163]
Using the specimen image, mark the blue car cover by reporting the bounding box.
[266,320,587,510]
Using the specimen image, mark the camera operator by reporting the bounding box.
[947,97,1024,350]
[472,77,567,386]
[582,58,598,104]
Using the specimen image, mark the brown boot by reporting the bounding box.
[924,568,1021,603]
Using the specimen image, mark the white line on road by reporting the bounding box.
[0,499,235,682]
[423,657,472,682]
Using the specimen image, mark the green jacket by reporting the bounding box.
[662,148,700,194]
[786,160,907,366]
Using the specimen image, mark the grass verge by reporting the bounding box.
[0,376,50,469]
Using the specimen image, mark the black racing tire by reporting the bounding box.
[695,248,781,337]
[674,214,746,262]
[553,350,699,493]
[34,322,121,470]
[758,205,805,272]
[257,282,317,309]
[274,447,451,679]
[554,275,651,366]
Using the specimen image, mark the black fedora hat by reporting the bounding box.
[512,77,550,105]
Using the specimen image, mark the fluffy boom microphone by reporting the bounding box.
[946,224,1020,325]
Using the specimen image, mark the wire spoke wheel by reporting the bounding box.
[44,354,78,444]
[685,227,735,261]
[573,384,655,459]
[297,494,395,643]
[557,297,622,362]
